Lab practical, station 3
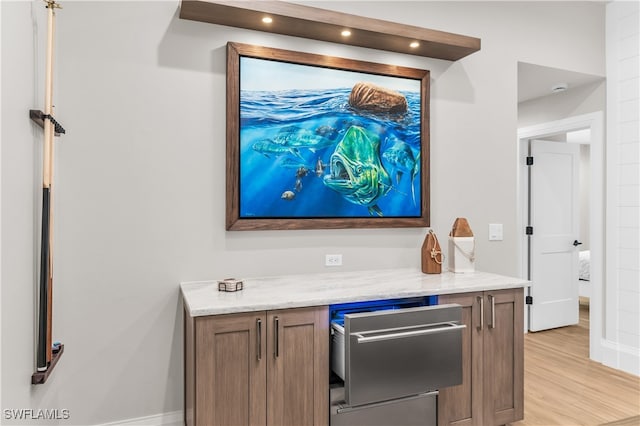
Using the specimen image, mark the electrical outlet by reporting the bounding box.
[325,254,343,266]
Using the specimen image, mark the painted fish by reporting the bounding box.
[295,166,309,178]
[382,138,420,206]
[315,125,340,141]
[323,126,391,216]
[281,190,296,200]
[315,158,326,177]
[278,158,309,169]
[273,126,335,153]
[252,139,303,160]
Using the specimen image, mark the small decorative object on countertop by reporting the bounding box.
[449,218,473,237]
[449,218,475,273]
[421,229,443,274]
[218,278,243,292]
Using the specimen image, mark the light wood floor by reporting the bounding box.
[510,300,640,426]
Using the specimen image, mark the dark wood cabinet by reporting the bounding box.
[185,306,329,426]
[438,288,524,426]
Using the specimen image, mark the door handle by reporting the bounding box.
[573,240,583,247]
[477,295,484,330]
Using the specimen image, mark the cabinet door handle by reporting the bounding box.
[477,295,484,330]
[488,295,496,329]
[256,318,262,361]
[274,316,280,358]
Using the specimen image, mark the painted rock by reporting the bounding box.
[348,82,408,114]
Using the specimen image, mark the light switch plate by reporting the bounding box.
[489,223,503,241]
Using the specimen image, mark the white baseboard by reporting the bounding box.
[96,410,182,426]
[600,338,640,376]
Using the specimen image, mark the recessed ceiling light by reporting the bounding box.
[409,41,420,48]
[341,30,351,37]
[551,83,569,93]
[262,16,273,24]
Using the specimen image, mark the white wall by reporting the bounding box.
[1,1,606,424]
[518,78,606,253]
[604,0,640,376]
[518,80,606,129]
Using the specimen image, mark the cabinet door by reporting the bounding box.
[194,312,267,426]
[267,306,329,426]
[483,288,524,425]
[437,292,484,426]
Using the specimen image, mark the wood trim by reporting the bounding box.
[225,42,240,231]
[180,1,480,61]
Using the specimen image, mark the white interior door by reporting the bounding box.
[529,139,580,331]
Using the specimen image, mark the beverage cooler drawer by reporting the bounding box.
[330,385,438,426]
[331,303,465,407]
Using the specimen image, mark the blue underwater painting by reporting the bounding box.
[238,56,424,219]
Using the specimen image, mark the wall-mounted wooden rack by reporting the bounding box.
[31,344,64,385]
[179,1,480,61]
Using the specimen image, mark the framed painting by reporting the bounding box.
[226,42,430,230]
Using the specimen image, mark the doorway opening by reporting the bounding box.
[517,112,604,363]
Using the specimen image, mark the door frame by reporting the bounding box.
[517,111,604,362]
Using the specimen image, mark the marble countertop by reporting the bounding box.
[181,268,530,317]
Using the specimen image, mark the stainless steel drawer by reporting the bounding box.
[338,303,464,407]
[330,384,437,426]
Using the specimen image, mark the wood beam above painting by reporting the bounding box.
[179,1,481,61]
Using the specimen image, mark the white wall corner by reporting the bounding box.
[605,0,640,371]
[600,338,640,376]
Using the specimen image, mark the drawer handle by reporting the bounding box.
[256,318,262,361]
[337,391,439,414]
[354,323,466,344]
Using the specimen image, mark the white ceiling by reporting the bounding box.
[518,62,605,103]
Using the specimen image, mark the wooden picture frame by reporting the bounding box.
[226,42,430,231]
